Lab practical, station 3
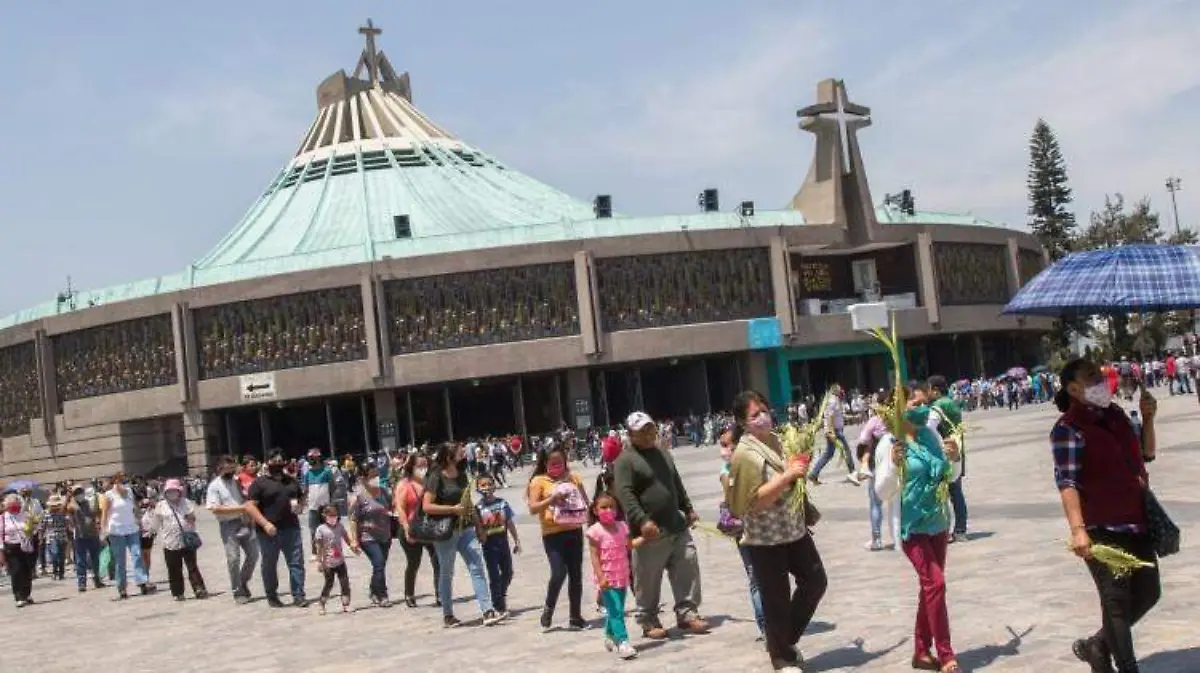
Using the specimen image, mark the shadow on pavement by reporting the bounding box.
[1142,647,1200,672]
[803,637,906,672]
[956,625,1034,670]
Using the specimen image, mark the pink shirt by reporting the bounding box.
[857,415,888,447]
[586,521,630,588]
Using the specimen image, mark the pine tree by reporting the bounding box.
[1027,119,1077,261]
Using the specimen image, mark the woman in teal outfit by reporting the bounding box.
[875,403,964,673]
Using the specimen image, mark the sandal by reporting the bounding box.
[912,655,940,670]
[941,661,962,673]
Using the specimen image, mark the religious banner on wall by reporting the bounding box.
[798,261,834,294]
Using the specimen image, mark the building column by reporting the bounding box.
[513,377,528,438]
[443,387,454,441]
[700,359,712,414]
[372,390,399,452]
[258,409,271,460]
[769,235,797,336]
[596,372,610,428]
[360,396,372,454]
[1005,238,1021,299]
[551,373,564,427]
[325,400,336,454]
[631,369,644,412]
[182,408,218,475]
[33,329,58,446]
[565,368,590,429]
[916,233,941,325]
[405,390,415,447]
[574,251,601,355]
[224,413,237,457]
[972,334,985,378]
[361,274,388,382]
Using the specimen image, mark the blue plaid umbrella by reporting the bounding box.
[1003,244,1200,317]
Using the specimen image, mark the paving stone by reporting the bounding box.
[3,397,1197,672]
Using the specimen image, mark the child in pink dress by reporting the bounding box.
[586,493,641,660]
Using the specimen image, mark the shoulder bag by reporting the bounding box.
[1112,420,1179,558]
[408,478,454,544]
[169,505,202,551]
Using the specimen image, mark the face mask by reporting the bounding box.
[414,468,427,480]
[748,411,773,432]
[477,487,494,499]
[5,504,20,514]
[367,477,381,489]
[267,463,284,476]
[1084,383,1113,409]
[546,464,566,479]
[597,509,617,525]
[166,491,181,502]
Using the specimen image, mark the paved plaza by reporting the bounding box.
[4,397,1198,672]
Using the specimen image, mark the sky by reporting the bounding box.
[0,0,1197,318]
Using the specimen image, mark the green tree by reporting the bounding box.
[1027,119,1077,261]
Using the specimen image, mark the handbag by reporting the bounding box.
[803,493,821,528]
[169,505,202,551]
[716,502,744,537]
[1114,417,1179,558]
[408,480,453,543]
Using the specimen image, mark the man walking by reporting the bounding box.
[613,411,708,640]
[66,484,104,591]
[301,448,332,554]
[205,455,259,604]
[808,384,858,485]
[927,376,968,543]
[245,451,308,608]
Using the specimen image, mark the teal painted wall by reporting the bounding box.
[765,339,909,411]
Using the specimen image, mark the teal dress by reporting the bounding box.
[899,426,953,541]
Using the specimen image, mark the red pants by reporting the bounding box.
[902,532,955,663]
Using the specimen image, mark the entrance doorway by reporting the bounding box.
[449,378,516,438]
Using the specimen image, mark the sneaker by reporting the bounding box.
[807,475,822,486]
[604,637,616,652]
[174,595,186,602]
[195,590,209,600]
[482,609,505,626]
[15,600,26,608]
[616,642,639,660]
[235,595,251,606]
[678,616,710,634]
[443,615,462,628]
[78,587,87,593]
[539,608,553,632]
[318,599,327,615]
[844,474,862,485]
[858,469,874,480]
[377,596,392,608]
[117,589,129,600]
[864,539,885,552]
[92,580,106,589]
[597,604,608,616]
[293,598,310,608]
[641,621,669,640]
[952,532,968,544]
[403,596,418,608]
[266,596,285,608]
[568,616,589,631]
[139,583,157,595]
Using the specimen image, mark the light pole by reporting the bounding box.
[1166,176,1183,236]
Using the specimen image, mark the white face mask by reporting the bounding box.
[414,468,427,480]
[1083,383,1113,408]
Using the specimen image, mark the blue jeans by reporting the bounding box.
[867,475,884,541]
[481,533,513,612]
[46,538,67,577]
[108,532,149,590]
[361,539,391,599]
[258,525,306,601]
[737,544,765,635]
[949,477,967,535]
[433,528,493,617]
[810,430,854,479]
[73,536,102,588]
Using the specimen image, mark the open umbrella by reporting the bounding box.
[1006,366,1028,379]
[1004,244,1200,317]
[1032,365,1049,374]
[1,478,39,493]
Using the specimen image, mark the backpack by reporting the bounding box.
[550,481,589,526]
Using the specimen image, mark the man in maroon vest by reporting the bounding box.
[1051,358,1159,673]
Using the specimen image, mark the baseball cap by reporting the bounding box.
[625,411,654,432]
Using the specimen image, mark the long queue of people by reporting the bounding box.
[0,358,1166,672]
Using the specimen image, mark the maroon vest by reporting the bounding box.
[1061,402,1147,528]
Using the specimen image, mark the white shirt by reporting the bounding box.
[104,488,140,536]
[205,475,247,522]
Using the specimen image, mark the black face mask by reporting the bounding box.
[221,471,235,479]
[267,463,284,476]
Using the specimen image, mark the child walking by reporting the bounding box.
[586,493,640,660]
[314,504,359,614]
[475,476,521,618]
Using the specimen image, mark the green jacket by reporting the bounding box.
[931,396,962,439]
[613,443,692,535]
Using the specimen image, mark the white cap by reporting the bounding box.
[625,411,654,431]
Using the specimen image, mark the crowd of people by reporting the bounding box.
[0,355,1168,672]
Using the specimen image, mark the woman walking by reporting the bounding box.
[1,493,38,607]
[150,479,208,601]
[422,442,504,627]
[727,391,826,672]
[100,473,156,599]
[527,445,591,631]
[875,403,963,672]
[393,452,441,608]
[1052,358,1161,673]
[350,463,394,607]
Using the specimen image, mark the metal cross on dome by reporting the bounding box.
[798,81,871,176]
[359,19,383,85]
